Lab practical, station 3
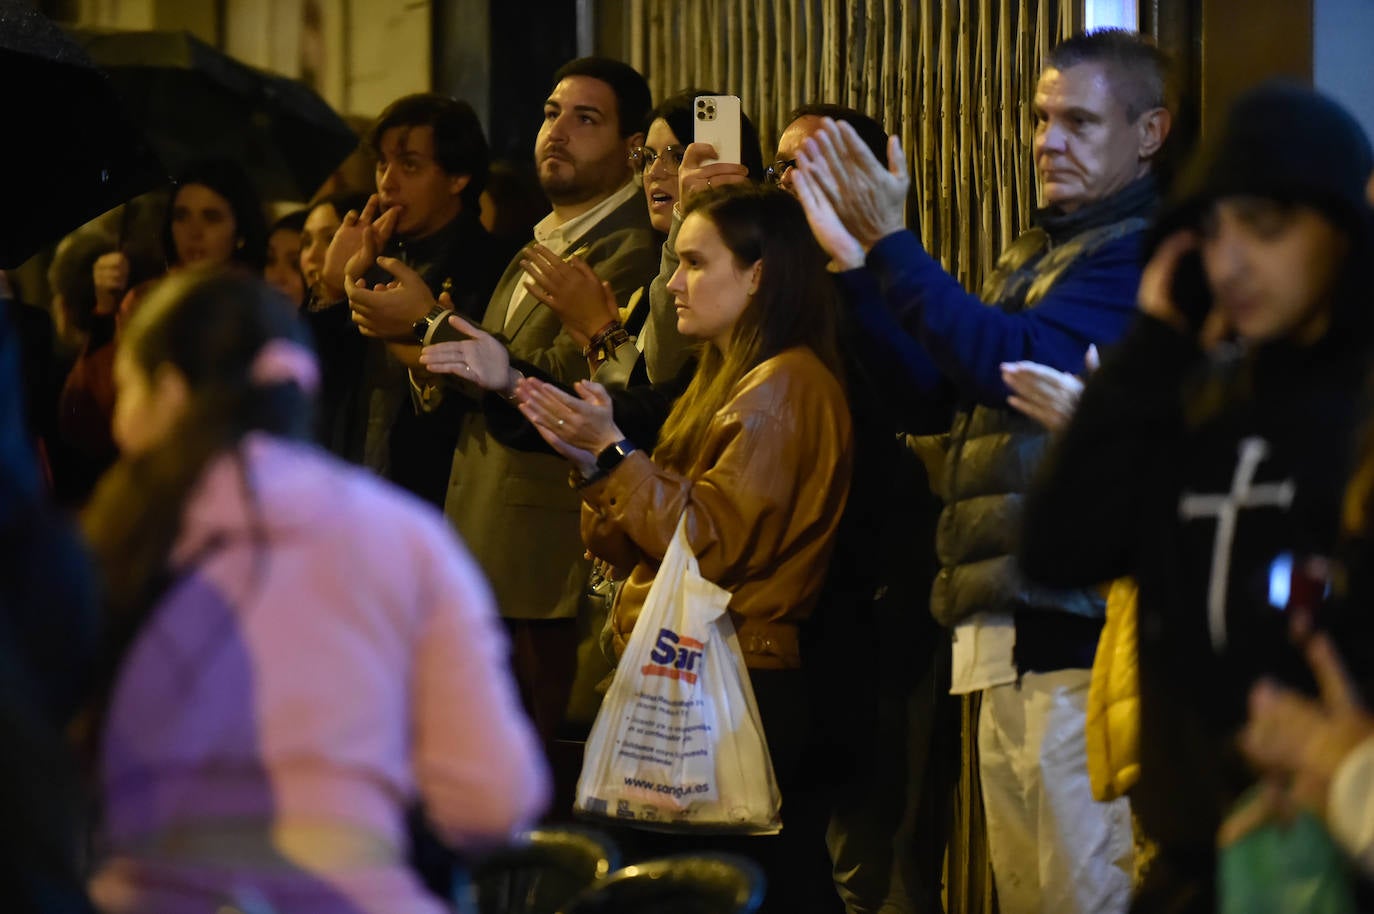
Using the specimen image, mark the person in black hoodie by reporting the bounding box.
[1020,82,1374,913]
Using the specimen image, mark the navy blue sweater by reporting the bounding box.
[860,224,1145,407]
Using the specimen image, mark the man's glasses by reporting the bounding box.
[629,145,687,173]
[765,158,797,185]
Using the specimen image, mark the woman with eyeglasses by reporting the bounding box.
[634,90,765,235]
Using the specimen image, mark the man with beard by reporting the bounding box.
[348,58,660,761]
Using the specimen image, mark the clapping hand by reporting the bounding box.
[519,245,619,345]
[1001,346,1099,432]
[794,118,909,251]
[346,250,437,339]
[515,376,625,477]
[417,304,518,396]
[790,164,866,270]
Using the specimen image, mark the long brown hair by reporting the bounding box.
[82,271,314,718]
[653,184,841,471]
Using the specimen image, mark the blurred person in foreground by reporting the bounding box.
[1020,82,1374,912]
[0,291,100,913]
[82,270,548,914]
[61,159,268,500]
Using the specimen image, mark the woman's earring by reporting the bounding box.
[235,237,246,250]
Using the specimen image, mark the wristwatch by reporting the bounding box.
[595,439,638,473]
[411,303,449,343]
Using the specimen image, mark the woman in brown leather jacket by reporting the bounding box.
[516,183,854,914]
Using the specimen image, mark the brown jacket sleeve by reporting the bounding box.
[579,351,852,596]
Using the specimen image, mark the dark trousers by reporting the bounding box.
[827,644,958,914]
[505,617,581,822]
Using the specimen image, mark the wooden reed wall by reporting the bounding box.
[617,0,1082,291]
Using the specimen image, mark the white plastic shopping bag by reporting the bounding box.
[575,515,782,833]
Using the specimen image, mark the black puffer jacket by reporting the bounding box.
[906,194,1155,630]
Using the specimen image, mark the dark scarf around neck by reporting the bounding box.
[1034,174,1159,244]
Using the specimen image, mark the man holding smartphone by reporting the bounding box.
[793,29,1172,914]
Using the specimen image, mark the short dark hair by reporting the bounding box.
[368,94,490,209]
[655,88,766,182]
[162,158,268,272]
[551,57,653,139]
[1046,29,1172,122]
[787,103,889,163]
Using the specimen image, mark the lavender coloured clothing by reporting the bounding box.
[92,435,550,914]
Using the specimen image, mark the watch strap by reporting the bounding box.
[595,438,637,473]
[412,303,450,344]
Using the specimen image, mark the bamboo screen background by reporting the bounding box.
[615,0,1085,294]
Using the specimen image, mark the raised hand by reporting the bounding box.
[791,166,866,270]
[515,377,625,478]
[678,142,751,200]
[795,119,909,250]
[92,251,130,316]
[417,308,517,395]
[346,251,436,339]
[1000,346,1097,432]
[520,245,619,345]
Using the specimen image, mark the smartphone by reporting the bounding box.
[1170,249,1213,330]
[693,94,742,166]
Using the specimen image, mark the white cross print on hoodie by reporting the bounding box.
[1178,436,1297,652]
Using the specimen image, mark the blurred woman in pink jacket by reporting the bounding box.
[82,269,549,914]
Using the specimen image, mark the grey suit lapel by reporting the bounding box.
[481,248,531,335]
[500,193,652,342]
[502,240,593,340]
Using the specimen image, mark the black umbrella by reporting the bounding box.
[0,4,167,268]
[65,27,360,202]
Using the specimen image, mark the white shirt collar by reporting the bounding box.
[532,179,641,253]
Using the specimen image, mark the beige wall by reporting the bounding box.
[225,0,432,118]
[78,0,218,40]
[76,0,430,119]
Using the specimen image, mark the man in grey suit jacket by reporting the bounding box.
[354,58,661,749]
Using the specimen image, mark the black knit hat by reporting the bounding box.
[1153,81,1374,247]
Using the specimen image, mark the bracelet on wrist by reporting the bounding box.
[581,320,632,364]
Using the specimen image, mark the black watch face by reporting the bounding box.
[596,441,628,471]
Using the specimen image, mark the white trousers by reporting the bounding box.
[977,669,1133,914]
